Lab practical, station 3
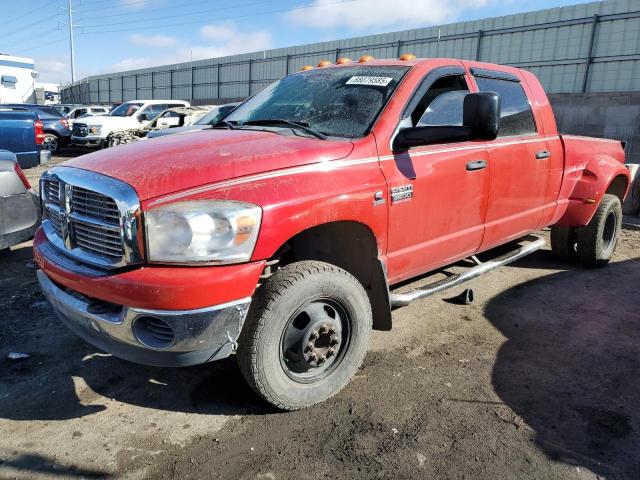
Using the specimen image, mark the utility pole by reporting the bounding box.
[60,0,77,83]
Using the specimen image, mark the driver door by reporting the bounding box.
[380,69,490,284]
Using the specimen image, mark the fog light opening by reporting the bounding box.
[132,316,176,350]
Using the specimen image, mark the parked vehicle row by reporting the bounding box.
[1,103,71,153]
[71,100,190,148]
[34,56,630,411]
[107,102,240,146]
[0,106,50,168]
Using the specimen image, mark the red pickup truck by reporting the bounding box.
[35,56,630,410]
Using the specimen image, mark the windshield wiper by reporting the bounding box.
[212,119,236,129]
[242,119,327,140]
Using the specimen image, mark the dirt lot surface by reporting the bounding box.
[1,154,639,479]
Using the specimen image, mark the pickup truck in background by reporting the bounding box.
[71,100,190,148]
[1,104,72,153]
[0,107,50,168]
[35,57,630,410]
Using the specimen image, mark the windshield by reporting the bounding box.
[196,105,237,125]
[225,66,409,138]
[109,102,143,117]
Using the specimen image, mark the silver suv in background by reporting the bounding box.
[0,150,40,251]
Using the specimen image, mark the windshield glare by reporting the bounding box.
[109,102,143,117]
[225,66,409,138]
[196,105,236,125]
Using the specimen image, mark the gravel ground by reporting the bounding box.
[1,154,638,479]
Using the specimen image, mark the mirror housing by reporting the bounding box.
[138,113,150,122]
[393,91,500,149]
[463,91,500,140]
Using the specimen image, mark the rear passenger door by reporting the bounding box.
[470,69,551,249]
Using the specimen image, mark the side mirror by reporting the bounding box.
[138,113,150,122]
[463,91,500,140]
[393,91,500,149]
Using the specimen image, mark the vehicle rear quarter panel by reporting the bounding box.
[553,135,629,227]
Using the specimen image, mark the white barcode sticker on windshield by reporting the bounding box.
[346,76,393,86]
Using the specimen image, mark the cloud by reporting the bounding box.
[110,22,271,73]
[200,22,237,41]
[129,33,178,48]
[289,0,492,29]
[34,57,69,83]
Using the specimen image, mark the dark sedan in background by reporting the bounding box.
[1,104,72,153]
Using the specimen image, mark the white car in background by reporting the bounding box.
[71,100,190,147]
[65,105,110,127]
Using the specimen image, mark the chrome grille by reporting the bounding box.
[71,186,120,225]
[39,168,142,269]
[44,208,63,237]
[73,220,123,258]
[73,123,88,137]
[43,180,60,203]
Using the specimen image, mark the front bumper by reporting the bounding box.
[71,135,103,147]
[38,270,251,367]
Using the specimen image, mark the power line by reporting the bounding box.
[79,0,284,29]
[2,28,66,50]
[1,12,61,38]
[3,0,61,25]
[76,0,281,21]
[79,0,360,35]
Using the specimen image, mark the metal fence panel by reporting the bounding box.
[61,0,640,104]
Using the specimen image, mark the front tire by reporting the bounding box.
[576,194,622,267]
[237,261,372,410]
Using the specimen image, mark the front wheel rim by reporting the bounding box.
[279,298,351,384]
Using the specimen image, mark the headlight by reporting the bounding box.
[145,200,262,264]
[89,125,101,135]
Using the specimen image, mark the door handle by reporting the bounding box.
[466,160,487,171]
[536,150,550,159]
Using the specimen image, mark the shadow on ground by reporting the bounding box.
[0,247,270,422]
[0,452,109,479]
[487,256,640,479]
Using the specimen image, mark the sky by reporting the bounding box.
[1,0,589,84]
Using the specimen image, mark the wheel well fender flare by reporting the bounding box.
[268,221,392,331]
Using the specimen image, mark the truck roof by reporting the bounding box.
[306,57,523,76]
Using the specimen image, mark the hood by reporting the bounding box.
[146,124,205,139]
[65,128,354,201]
[79,115,132,127]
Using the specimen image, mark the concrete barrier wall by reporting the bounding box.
[549,92,640,164]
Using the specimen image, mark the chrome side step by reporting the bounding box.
[389,235,546,308]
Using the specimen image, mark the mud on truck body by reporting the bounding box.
[35,57,630,410]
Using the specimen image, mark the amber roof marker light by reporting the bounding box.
[317,60,332,67]
[336,57,352,64]
[300,65,314,71]
[399,53,416,61]
[358,55,375,63]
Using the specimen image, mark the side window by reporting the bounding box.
[411,75,469,127]
[74,108,87,118]
[474,77,536,137]
[142,104,168,118]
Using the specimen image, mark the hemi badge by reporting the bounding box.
[390,184,413,204]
